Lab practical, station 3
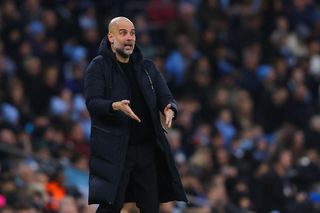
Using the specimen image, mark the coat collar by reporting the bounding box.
[98,36,143,64]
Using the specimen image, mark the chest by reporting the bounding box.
[104,64,157,108]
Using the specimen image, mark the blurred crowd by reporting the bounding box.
[1,0,320,212]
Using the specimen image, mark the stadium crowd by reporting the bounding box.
[1,0,320,212]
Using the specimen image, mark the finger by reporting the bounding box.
[165,103,171,111]
[167,115,172,127]
[130,112,141,123]
[165,114,170,126]
[126,107,141,122]
[164,117,172,128]
[122,100,130,105]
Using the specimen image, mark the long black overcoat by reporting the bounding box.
[84,37,187,205]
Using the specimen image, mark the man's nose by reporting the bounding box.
[126,34,134,41]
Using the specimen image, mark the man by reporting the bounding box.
[84,17,187,213]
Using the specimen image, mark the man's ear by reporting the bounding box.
[108,33,114,44]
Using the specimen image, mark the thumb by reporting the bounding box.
[165,103,171,110]
[122,100,130,105]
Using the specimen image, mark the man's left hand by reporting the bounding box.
[164,104,174,128]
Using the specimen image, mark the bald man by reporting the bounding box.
[84,17,187,213]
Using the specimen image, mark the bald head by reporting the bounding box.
[107,16,136,63]
[108,16,134,34]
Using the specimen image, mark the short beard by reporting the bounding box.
[115,48,131,59]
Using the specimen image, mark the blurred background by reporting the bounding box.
[1,0,320,212]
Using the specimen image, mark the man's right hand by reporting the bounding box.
[112,100,141,122]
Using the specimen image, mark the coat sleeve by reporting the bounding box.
[146,60,178,119]
[84,56,115,117]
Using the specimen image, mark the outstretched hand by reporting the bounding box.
[163,104,174,128]
[112,100,141,122]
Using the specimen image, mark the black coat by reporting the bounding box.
[84,37,187,205]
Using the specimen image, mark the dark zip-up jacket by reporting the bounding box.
[84,37,187,204]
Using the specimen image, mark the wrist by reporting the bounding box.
[112,102,118,111]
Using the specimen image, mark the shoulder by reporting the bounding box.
[142,58,158,75]
[86,55,106,72]
[90,55,105,66]
[142,58,155,68]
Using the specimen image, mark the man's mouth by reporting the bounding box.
[124,44,133,48]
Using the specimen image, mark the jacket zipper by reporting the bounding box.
[143,68,154,91]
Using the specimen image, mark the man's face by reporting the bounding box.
[109,20,136,58]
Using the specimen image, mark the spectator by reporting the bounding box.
[0,1,320,212]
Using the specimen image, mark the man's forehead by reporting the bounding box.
[116,20,135,30]
[109,17,135,33]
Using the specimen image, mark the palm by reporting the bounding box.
[164,104,174,128]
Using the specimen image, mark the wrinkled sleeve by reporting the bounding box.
[149,60,178,119]
[84,56,115,117]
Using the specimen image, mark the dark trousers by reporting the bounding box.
[96,142,159,213]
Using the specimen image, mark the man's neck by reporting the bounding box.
[111,46,130,63]
[116,54,130,63]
